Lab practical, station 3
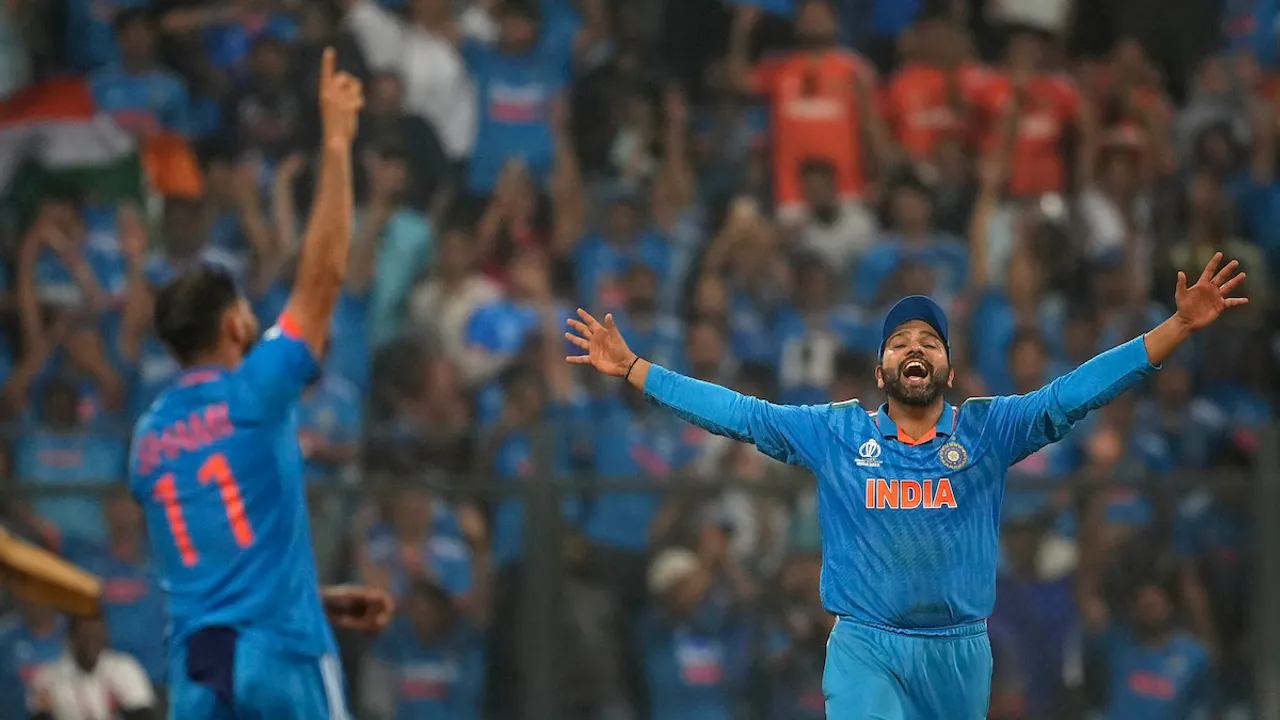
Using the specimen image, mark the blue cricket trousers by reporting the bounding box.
[824,617,993,720]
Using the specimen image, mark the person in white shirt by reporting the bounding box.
[344,0,477,161]
[27,615,156,720]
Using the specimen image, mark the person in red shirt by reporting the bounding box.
[728,0,896,218]
[977,25,1096,199]
[885,13,992,165]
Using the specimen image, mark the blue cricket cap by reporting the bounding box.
[880,295,950,357]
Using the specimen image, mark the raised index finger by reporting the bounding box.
[320,47,335,86]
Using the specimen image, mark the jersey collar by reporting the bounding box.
[874,402,957,447]
[178,365,226,387]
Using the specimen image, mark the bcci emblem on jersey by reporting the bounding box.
[939,442,968,470]
[856,438,882,468]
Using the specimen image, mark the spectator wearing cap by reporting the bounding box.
[0,600,65,720]
[343,0,476,166]
[27,613,156,720]
[640,547,751,720]
[856,171,969,310]
[361,577,485,720]
[90,9,193,139]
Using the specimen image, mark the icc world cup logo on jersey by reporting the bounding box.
[939,442,968,470]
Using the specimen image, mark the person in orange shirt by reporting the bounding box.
[728,0,897,219]
[885,12,992,165]
[977,26,1096,199]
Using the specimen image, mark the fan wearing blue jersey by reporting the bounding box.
[567,253,1248,720]
[129,49,393,720]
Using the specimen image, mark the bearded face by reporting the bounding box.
[877,321,952,406]
[880,353,951,406]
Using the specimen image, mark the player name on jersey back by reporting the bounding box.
[133,402,233,475]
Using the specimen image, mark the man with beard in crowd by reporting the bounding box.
[566,252,1248,719]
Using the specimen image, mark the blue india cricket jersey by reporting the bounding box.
[128,314,335,657]
[644,336,1157,631]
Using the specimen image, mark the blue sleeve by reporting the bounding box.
[643,364,831,469]
[987,337,1158,465]
[236,314,320,419]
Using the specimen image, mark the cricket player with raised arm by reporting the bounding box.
[129,50,393,720]
[567,253,1248,720]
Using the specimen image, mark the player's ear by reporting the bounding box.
[947,367,954,388]
[875,364,884,390]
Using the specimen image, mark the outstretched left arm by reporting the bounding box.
[992,253,1247,464]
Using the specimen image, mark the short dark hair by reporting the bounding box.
[154,266,241,366]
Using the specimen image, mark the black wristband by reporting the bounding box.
[624,356,641,381]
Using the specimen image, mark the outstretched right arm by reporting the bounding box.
[283,49,363,358]
[567,309,829,467]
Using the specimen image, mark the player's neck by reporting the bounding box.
[185,347,244,373]
[885,398,945,440]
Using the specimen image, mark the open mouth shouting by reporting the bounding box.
[901,359,931,387]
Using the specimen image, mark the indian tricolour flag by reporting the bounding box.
[0,77,203,229]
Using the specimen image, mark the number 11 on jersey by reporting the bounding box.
[154,452,256,567]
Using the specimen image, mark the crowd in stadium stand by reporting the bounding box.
[0,0,1274,718]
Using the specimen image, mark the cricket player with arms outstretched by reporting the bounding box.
[567,254,1247,719]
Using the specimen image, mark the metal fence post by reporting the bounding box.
[518,423,561,720]
[1255,423,1280,720]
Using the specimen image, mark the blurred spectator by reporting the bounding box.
[27,614,155,720]
[641,547,751,720]
[361,577,485,720]
[787,160,876,276]
[0,600,64,720]
[354,72,452,213]
[222,36,302,164]
[62,488,166,691]
[727,0,894,219]
[90,9,193,138]
[1079,494,1213,720]
[345,0,476,165]
[358,486,480,602]
[407,218,503,372]
[990,512,1083,720]
[461,0,564,197]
